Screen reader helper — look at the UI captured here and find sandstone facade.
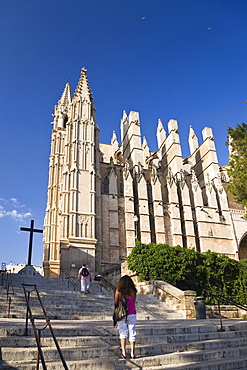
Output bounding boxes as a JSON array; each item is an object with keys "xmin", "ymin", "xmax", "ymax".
[{"xmin": 43, "ymin": 68, "xmax": 247, "ymax": 278}]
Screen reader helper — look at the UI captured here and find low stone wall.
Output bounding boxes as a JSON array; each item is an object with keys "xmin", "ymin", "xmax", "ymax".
[
  {"xmin": 137, "ymin": 280, "xmax": 196, "ymax": 319},
  {"xmin": 206, "ymin": 305, "xmax": 247, "ymax": 319}
]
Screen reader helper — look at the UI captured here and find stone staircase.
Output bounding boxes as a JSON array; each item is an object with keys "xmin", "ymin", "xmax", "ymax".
[
  {"xmin": 1, "ymin": 273, "xmax": 247, "ymax": 369},
  {"xmin": 0, "ymin": 275, "xmax": 184, "ymax": 321}
]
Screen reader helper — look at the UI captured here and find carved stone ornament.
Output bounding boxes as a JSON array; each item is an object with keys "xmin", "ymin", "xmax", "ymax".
[
  {"xmin": 214, "ymin": 173, "xmax": 224, "ymax": 194},
  {"xmin": 191, "ymin": 169, "xmax": 199, "ymax": 191},
  {"xmin": 150, "ymin": 164, "xmax": 158, "ymax": 185},
  {"xmin": 205, "ymin": 173, "xmax": 213, "ymax": 194},
  {"xmin": 167, "ymin": 167, "xmax": 174, "ymax": 186},
  {"xmin": 78, "ymin": 215, "xmax": 86, "ymax": 224},
  {"xmin": 136, "ymin": 162, "xmax": 144, "ymax": 183},
  {"xmin": 176, "ymin": 169, "xmax": 186, "ymax": 189},
  {"xmin": 123, "ymin": 161, "xmax": 130, "ymax": 180}
]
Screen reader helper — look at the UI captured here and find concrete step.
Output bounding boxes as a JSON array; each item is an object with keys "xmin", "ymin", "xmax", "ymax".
[
  {"xmin": 3, "ymin": 355, "xmax": 247, "ymax": 370},
  {"xmin": 2, "ymin": 322, "xmax": 247, "ymax": 366},
  {"xmin": 116, "ymin": 354, "xmax": 247, "ymax": 369},
  {"xmin": 2, "ymin": 320, "xmax": 247, "ymax": 369},
  {"xmin": 2, "ymin": 346, "xmax": 247, "ymax": 369}
]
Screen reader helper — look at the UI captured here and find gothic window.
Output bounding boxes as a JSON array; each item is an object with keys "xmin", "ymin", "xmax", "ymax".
[
  {"xmin": 103, "ymin": 176, "xmax": 109, "ymax": 193},
  {"xmin": 71, "ymin": 192, "xmax": 75, "ymax": 211},
  {"xmin": 63, "ymin": 217, "xmax": 66, "ymax": 238},
  {"xmin": 221, "ymin": 173, "xmax": 227, "ymax": 182},
  {"xmin": 56, "ymin": 133, "xmax": 61, "ymax": 153},
  {"xmin": 91, "ymin": 194, "xmax": 93, "ymax": 213},
  {"xmin": 147, "ymin": 182, "xmax": 153, "ymax": 203},
  {"xmin": 85, "ymin": 145, "xmax": 89, "ymax": 170},
  {"xmin": 84, "ymin": 123, "xmax": 87, "ymax": 141},
  {"xmin": 91, "ymin": 216, "xmax": 93, "ymax": 238},
  {"xmin": 90, "ymin": 172, "xmax": 94, "ymax": 190},
  {"xmin": 85, "ymin": 222, "xmax": 88, "ymax": 238},
  {"xmin": 119, "ymin": 169, "xmax": 124, "ymax": 196},
  {"xmin": 63, "ymin": 194, "xmax": 67, "ymax": 213},
  {"xmin": 72, "ymin": 170, "xmax": 77, "ymax": 189},
  {"xmin": 63, "ymin": 114, "xmax": 68, "ymax": 128},
  {"xmin": 64, "ymin": 172, "xmax": 68, "ymax": 191}
]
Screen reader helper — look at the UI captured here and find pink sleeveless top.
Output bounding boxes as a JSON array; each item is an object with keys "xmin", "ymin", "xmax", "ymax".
[{"xmin": 118, "ymin": 295, "xmax": 136, "ymax": 315}]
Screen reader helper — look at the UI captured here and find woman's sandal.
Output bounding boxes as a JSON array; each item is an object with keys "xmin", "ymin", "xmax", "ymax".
[
  {"xmin": 119, "ymin": 354, "xmax": 126, "ymax": 359},
  {"xmin": 131, "ymin": 355, "xmax": 136, "ymax": 359}
]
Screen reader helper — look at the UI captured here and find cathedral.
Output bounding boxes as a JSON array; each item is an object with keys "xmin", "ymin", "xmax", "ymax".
[{"xmin": 43, "ymin": 68, "xmax": 247, "ymax": 278}]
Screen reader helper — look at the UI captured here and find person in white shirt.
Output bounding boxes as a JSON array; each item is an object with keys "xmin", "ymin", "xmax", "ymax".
[{"xmin": 78, "ymin": 264, "xmax": 91, "ymax": 294}]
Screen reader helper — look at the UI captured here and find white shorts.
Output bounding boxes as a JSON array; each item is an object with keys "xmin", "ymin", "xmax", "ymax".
[
  {"xmin": 117, "ymin": 314, "xmax": 136, "ymax": 342},
  {"xmin": 80, "ymin": 279, "xmax": 90, "ymax": 292}
]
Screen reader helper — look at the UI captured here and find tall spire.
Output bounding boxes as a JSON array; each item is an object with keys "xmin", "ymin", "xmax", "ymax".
[
  {"xmin": 74, "ymin": 67, "xmax": 93, "ymax": 101},
  {"xmin": 58, "ymin": 83, "xmax": 72, "ymax": 107}
]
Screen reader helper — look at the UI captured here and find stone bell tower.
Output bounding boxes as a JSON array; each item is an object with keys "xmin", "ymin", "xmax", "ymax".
[{"xmin": 43, "ymin": 68, "xmax": 101, "ymax": 277}]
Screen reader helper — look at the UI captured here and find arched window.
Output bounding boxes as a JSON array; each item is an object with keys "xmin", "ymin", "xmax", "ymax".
[
  {"xmin": 63, "ymin": 114, "xmax": 68, "ymax": 128},
  {"xmin": 103, "ymin": 176, "xmax": 109, "ymax": 193}
]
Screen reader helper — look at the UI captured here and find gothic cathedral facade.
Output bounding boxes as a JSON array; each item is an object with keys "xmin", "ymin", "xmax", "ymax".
[{"xmin": 43, "ymin": 68, "xmax": 247, "ymax": 278}]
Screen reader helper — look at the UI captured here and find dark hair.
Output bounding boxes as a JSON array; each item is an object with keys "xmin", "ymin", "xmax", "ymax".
[{"xmin": 116, "ymin": 275, "xmax": 137, "ymax": 296}]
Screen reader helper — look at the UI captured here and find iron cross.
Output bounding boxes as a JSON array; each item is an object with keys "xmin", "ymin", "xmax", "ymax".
[{"xmin": 20, "ymin": 220, "xmax": 43, "ymax": 266}]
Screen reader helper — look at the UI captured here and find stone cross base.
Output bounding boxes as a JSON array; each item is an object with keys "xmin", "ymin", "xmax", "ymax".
[{"xmin": 17, "ymin": 265, "xmax": 42, "ymax": 277}]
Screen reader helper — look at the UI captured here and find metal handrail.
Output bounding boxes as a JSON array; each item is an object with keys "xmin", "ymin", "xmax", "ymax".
[
  {"xmin": 207, "ymin": 294, "xmax": 247, "ymax": 332},
  {"xmin": 60, "ymin": 268, "xmax": 77, "ymax": 291},
  {"xmin": 22, "ymin": 284, "xmax": 69, "ymax": 370},
  {"xmin": 6, "ymin": 269, "xmax": 14, "ymax": 299},
  {"xmin": 0, "ymin": 269, "xmax": 14, "ymax": 317},
  {"xmin": 99, "ymin": 276, "xmax": 116, "ymax": 292}
]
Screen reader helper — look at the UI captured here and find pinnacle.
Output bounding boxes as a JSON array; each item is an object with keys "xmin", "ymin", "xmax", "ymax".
[
  {"xmin": 157, "ymin": 118, "xmax": 164, "ymax": 129},
  {"xmin": 58, "ymin": 83, "xmax": 72, "ymax": 106},
  {"xmin": 74, "ymin": 67, "xmax": 93, "ymax": 100},
  {"xmin": 189, "ymin": 125, "xmax": 197, "ymax": 137}
]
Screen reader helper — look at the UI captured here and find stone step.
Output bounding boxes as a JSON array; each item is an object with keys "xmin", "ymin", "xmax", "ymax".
[
  {"xmin": 117, "ymin": 354, "xmax": 247, "ymax": 369},
  {"xmin": 3, "ymin": 355, "xmax": 247, "ymax": 370},
  {"xmin": 3, "ymin": 345, "xmax": 247, "ymax": 369},
  {"xmin": 2, "ymin": 330, "xmax": 247, "ymax": 362},
  {"xmin": 3, "ymin": 331, "xmax": 247, "ymax": 350},
  {"xmin": 3, "ymin": 318, "xmax": 247, "ymax": 369}
]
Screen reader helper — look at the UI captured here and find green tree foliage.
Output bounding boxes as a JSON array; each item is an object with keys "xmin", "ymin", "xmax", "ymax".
[
  {"xmin": 127, "ymin": 242, "xmax": 247, "ymax": 304},
  {"xmin": 227, "ymin": 122, "xmax": 247, "ymax": 217},
  {"xmin": 237, "ymin": 259, "xmax": 247, "ymax": 304},
  {"xmin": 127, "ymin": 242, "xmax": 205, "ymax": 292},
  {"xmin": 202, "ymin": 251, "xmax": 239, "ymax": 303}
]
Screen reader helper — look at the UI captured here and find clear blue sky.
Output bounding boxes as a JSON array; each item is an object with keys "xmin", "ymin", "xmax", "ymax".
[{"xmin": 0, "ymin": 0, "xmax": 246, "ymax": 267}]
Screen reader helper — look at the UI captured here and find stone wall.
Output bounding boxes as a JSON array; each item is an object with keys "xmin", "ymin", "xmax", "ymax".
[{"xmin": 206, "ymin": 305, "xmax": 247, "ymax": 319}]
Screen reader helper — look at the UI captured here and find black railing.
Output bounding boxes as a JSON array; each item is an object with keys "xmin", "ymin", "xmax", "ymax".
[
  {"xmin": 0, "ymin": 269, "xmax": 14, "ymax": 317},
  {"xmin": 61, "ymin": 268, "xmax": 77, "ymax": 291},
  {"xmin": 99, "ymin": 275, "xmax": 116, "ymax": 293},
  {"xmin": 22, "ymin": 284, "xmax": 69, "ymax": 370},
  {"xmin": 207, "ymin": 294, "xmax": 247, "ymax": 332}
]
